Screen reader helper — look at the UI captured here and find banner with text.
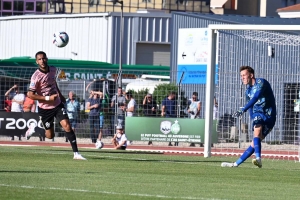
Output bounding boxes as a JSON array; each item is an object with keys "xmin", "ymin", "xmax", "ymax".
[
  {"xmin": 125, "ymin": 117, "xmax": 218, "ymax": 143},
  {"xmin": 0, "ymin": 112, "xmax": 44, "ymax": 137}
]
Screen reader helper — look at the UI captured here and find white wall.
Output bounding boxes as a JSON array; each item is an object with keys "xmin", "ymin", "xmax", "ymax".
[{"xmin": 0, "ymin": 14, "xmax": 112, "ymax": 61}]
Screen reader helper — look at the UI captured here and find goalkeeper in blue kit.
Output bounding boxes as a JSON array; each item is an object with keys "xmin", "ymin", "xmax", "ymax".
[{"xmin": 222, "ymin": 66, "xmax": 276, "ymax": 168}]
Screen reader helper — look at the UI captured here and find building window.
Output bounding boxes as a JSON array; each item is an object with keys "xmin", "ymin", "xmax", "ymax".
[
  {"xmin": 142, "ymin": 0, "xmax": 151, "ymax": 3},
  {"xmin": 25, "ymin": 1, "xmax": 34, "ymax": 11},
  {"xmin": 3, "ymin": 1, "xmax": 13, "ymax": 11},
  {"xmin": 14, "ymin": 1, "xmax": 24, "ymax": 11},
  {"xmin": 176, "ymin": 0, "xmax": 187, "ymax": 5},
  {"xmin": 281, "ymin": 0, "xmax": 288, "ymax": 7},
  {"xmin": 36, "ymin": 1, "xmax": 45, "ymax": 12},
  {"xmin": 291, "ymin": 0, "xmax": 297, "ymax": 5}
]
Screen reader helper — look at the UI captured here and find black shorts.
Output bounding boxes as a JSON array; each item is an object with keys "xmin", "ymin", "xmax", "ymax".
[
  {"xmin": 38, "ymin": 103, "xmax": 69, "ymax": 130},
  {"xmin": 119, "ymin": 146, "xmax": 126, "ymax": 150}
]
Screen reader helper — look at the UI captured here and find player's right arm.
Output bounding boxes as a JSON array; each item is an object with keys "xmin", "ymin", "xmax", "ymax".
[
  {"xmin": 27, "ymin": 91, "xmax": 58, "ymax": 102},
  {"xmin": 242, "ymin": 79, "xmax": 266, "ymax": 112}
]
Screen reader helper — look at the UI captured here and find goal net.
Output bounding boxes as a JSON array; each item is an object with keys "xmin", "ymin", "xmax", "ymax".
[{"xmin": 205, "ymin": 25, "xmax": 300, "ymax": 162}]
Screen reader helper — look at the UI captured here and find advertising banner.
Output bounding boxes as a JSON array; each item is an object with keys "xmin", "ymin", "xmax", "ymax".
[
  {"xmin": 125, "ymin": 117, "xmax": 218, "ymax": 143},
  {"xmin": 0, "ymin": 112, "xmax": 44, "ymax": 137}
]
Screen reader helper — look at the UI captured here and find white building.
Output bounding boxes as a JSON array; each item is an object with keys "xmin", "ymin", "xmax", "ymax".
[{"xmin": 0, "ymin": 12, "xmax": 171, "ymax": 66}]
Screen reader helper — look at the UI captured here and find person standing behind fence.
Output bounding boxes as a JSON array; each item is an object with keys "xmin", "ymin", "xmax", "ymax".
[
  {"xmin": 161, "ymin": 91, "xmax": 178, "ymax": 146},
  {"xmin": 124, "ymin": 91, "xmax": 137, "ymax": 117},
  {"xmin": 4, "ymin": 96, "xmax": 12, "ymax": 112},
  {"xmin": 23, "ymin": 94, "xmax": 36, "ymax": 112},
  {"xmin": 5, "ymin": 84, "xmax": 25, "ymax": 141},
  {"xmin": 91, "ymin": 90, "xmax": 107, "ymax": 144},
  {"xmin": 213, "ymin": 96, "xmax": 218, "ymax": 120},
  {"xmin": 65, "ymin": 91, "xmax": 80, "ymax": 142},
  {"xmin": 143, "ymin": 93, "xmax": 157, "ymax": 145},
  {"xmin": 187, "ymin": 92, "xmax": 202, "ymax": 147},
  {"xmin": 111, "ymin": 87, "xmax": 126, "ymax": 128},
  {"xmin": 87, "ymin": 92, "xmax": 100, "ymax": 143}
]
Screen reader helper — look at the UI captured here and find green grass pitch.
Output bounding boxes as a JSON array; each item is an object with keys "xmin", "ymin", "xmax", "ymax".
[{"xmin": 0, "ymin": 146, "xmax": 299, "ymax": 200}]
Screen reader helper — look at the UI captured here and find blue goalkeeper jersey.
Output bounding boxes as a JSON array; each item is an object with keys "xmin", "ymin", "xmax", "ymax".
[{"xmin": 242, "ymin": 78, "xmax": 276, "ymax": 121}]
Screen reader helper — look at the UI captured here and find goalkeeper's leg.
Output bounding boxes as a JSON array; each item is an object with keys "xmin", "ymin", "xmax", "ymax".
[{"xmin": 221, "ymin": 145, "xmax": 254, "ymax": 167}]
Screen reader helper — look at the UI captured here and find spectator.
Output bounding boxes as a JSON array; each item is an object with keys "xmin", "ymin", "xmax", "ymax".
[
  {"xmin": 5, "ymin": 84, "xmax": 25, "ymax": 141},
  {"xmin": 125, "ymin": 91, "xmax": 137, "ymax": 117},
  {"xmin": 143, "ymin": 93, "xmax": 157, "ymax": 116},
  {"xmin": 143, "ymin": 93, "xmax": 157, "ymax": 145},
  {"xmin": 86, "ymin": 92, "xmax": 100, "ymax": 143},
  {"xmin": 65, "ymin": 91, "xmax": 80, "ymax": 142},
  {"xmin": 213, "ymin": 96, "xmax": 218, "ymax": 120},
  {"xmin": 111, "ymin": 125, "xmax": 127, "ymax": 150},
  {"xmin": 161, "ymin": 91, "xmax": 178, "ymax": 146},
  {"xmin": 91, "ymin": 90, "xmax": 108, "ymax": 145},
  {"xmin": 111, "ymin": 87, "xmax": 126, "ymax": 130},
  {"xmin": 187, "ymin": 92, "xmax": 202, "ymax": 147},
  {"xmin": 125, "ymin": 91, "xmax": 136, "ymax": 145},
  {"xmin": 4, "ymin": 96, "xmax": 12, "ymax": 112},
  {"xmin": 23, "ymin": 94, "xmax": 36, "ymax": 112}
]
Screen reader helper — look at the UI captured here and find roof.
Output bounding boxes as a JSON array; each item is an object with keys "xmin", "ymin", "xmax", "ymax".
[
  {"xmin": 172, "ymin": 12, "xmax": 300, "ymax": 25},
  {"xmin": 0, "ymin": 57, "xmax": 170, "ymax": 80},
  {"xmin": 277, "ymin": 4, "xmax": 300, "ymax": 12},
  {"xmin": 0, "ymin": 57, "xmax": 169, "ymax": 71}
]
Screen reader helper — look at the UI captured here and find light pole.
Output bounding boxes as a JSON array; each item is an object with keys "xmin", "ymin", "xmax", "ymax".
[
  {"xmin": 106, "ymin": 0, "xmax": 124, "ymax": 134},
  {"xmin": 106, "ymin": 0, "xmax": 123, "ymax": 88}
]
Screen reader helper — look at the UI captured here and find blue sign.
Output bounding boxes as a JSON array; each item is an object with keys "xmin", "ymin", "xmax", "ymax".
[{"xmin": 177, "ymin": 64, "xmax": 218, "ymax": 84}]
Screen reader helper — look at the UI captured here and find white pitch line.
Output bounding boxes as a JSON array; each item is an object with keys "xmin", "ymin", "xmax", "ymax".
[
  {"xmin": 0, "ymin": 184, "xmax": 225, "ymax": 200},
  {"xmin": 1, "ymin": 143, "xmax": 298, "ymax": 158},
  {"xmin": 0, "ymin": 144, "xmax": 37, "ymax": 147}
]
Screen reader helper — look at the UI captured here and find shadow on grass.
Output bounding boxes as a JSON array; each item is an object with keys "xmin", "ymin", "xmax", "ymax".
[
  {"xmin": 49, "ymin": 148, "xmax": 164, "ymax": 155},
  {"xmin": 91, "ymin": 156, "xmax": 224, "ymax": 163}
]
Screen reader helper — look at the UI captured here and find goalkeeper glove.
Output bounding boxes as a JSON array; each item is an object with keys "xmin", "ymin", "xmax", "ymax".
[{"xmin": 232, "ymin": 109, "xmax": 244, "ymax": 118}]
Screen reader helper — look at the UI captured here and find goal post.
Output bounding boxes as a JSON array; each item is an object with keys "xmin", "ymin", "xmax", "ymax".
[{"xmin": 205, "ymin": 25, "xmax": 300, "ymax": 161}]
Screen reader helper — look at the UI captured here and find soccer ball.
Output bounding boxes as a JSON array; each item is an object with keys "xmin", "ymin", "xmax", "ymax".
[
  {"xmin": 53, "ymin": 31, "xmax": 69, "ymax": 48},
  {"xmin": 95, "ymin": 141, "xmax": 104, "ymax": 149}
]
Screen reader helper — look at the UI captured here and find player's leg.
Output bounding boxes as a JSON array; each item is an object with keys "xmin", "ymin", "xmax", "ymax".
[
  {"xmin": 25, "ymin": 121, "xmax": 37, "ymax": 140},
  {"xmin": 251, "ymin": 124, "xmax": 264, "ymax": 167},
  {"xmin": 250, "ymin": 115, "xmax": 267, "ymax": 168},
  {"xmin": 252, "ymin": 118, "xmax": 275, "ymax": 168},
  {"xmin": 56, "ymin": 104, "xmax": 86, "ymax": 160},
  {"xmin": 26, "ymin": 108, "xmax": 54, "ymax": 140},
  {"xmin": 222, "ymin": 121, "xmax": 257, "ymax": 167},
  {"xmin": 221, "ymin": 145, "xmax": 255, "ymax": 167}
]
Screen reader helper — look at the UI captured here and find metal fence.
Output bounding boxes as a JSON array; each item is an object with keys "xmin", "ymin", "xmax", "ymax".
[{"xmin": 1, "ymin": 66, "xmax": 203, "ymax": 143}]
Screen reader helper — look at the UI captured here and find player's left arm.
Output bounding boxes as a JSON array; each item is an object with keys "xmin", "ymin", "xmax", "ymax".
[
  {"xmin": 242, "ymin": 80, "xmax": 266, "ymax": 112},
  {"xmin": 55, "ymin": 82, "xmax": 66, "ymax": 103}
]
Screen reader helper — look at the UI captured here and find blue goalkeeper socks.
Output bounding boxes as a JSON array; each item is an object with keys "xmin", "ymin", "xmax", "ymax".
[
  {"xmin": 253, "ymin": 137, "xmax": 261, "ymax": 158},
  {"xmin": 235, "ymin": 145, "xmax": 255, "ymax": 165}
]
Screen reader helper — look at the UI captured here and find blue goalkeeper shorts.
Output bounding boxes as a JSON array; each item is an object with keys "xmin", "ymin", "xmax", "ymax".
[{"xmin": 252, "ymin": 113, "xmax": 276, "ymax": 137}]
